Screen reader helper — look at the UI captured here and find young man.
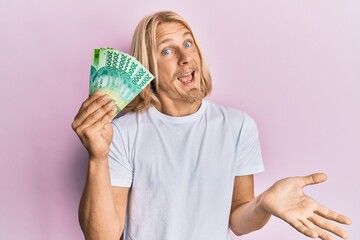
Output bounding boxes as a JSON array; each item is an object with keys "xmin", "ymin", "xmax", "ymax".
[{"xmin": 72, "ymin": 11, "xmax": 351, "ymax": 240}]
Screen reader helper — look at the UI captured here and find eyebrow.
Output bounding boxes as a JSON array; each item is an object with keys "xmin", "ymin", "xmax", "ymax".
[{"xmin": 157, "ymin": 31, "xmax": 193, "ymax": 47}]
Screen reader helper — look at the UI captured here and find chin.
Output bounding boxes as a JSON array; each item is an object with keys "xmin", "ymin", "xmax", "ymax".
[{"xmin": 179, "ymin": 88, "xmax": 204, "ymax": 103}]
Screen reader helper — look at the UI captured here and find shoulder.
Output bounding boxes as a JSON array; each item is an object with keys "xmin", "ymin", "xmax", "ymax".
[
  {"xmin": 205, "ymin": 100, "xmax": 259, "ymax": 132},
  {"xmin": 112, "ymin": 111, "xmax": 138, "ymax": 124},
  {"xmin": 111, "ymin": 109, "xmax": 150, "ymax": 133},
  {"xmin": 205, "ymin": 100, "xmax": 251, "ymax": 123}
]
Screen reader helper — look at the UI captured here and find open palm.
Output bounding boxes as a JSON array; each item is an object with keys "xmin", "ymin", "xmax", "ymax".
[{"xmin": 260, "ymin": 173, "xmax": 351, "ymax": 240}]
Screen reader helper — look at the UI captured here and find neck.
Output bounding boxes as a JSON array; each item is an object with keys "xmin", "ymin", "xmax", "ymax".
[{"xmin": 154, "ymin": 97, "xmax": 202, "ymax": 117}]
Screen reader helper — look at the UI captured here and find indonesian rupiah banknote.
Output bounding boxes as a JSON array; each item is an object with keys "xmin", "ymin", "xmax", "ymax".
[{"xmin": 89, "ymin": 48, "xmax": 154, "ymax": 114}]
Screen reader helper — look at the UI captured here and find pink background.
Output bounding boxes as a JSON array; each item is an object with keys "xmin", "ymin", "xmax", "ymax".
[{"xmin": 1, "ymin": 0, "xmax": 359, "ymax": 239}]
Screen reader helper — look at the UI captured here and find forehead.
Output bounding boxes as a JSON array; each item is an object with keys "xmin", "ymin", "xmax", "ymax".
[{"xmin": 156, "ymin": 21, "xmax": 192, "ymax": 43}]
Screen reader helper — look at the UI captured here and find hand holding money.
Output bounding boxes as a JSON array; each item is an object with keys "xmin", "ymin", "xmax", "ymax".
[
  {"xmin": 72, "ymin": 47, "xmax": 154, "ymax": 160},
  {"xmin": 71, "ymin": 92, "xmax": 117, "ymax": 161}
]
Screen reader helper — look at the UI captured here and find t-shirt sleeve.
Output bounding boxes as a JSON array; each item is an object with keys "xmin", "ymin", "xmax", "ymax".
[
  {"xmin": 235, "ymin": 113, "xmax": 265, "ymax": 176},
  {"xmin": 108, "ymin": 122, "xmax": 133, "ymax": 187}
]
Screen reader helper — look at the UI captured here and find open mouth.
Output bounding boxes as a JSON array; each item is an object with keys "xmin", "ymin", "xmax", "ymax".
[{"xmin": 177, "ymin": 71, "xmax": 195, "ymax": 85}]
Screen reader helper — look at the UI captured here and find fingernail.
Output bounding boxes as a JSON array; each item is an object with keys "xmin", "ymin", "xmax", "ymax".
[
  {"xmin": 107, "ymin": 101, "xmax": 115, "ymax": 107},
  {"xmin": 93, "ymin": 91, "xmax": 101, "ymax": 97},
  {"xmin": 102, "ymin": 95, "xmax": 110, "ymax": 101}
]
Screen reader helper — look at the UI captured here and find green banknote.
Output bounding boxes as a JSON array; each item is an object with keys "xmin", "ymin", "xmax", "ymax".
[{"xmin": 89, "ymin": 48, "xmax": 154, "ymax": 114}]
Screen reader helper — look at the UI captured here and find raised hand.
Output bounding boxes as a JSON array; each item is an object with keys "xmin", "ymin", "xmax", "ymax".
[
  {"xmin": 260, "ymin": 173, "xmax": 352, "ymax": 240},
  {"xmin": 71, "ymin": 92, "xmax": 118, "ymax": 160}
]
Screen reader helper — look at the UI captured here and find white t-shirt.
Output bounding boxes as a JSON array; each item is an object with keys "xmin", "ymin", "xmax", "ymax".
[{"xmin": 109, "ymin": 100, "xmax": 264, "ymax": 240}]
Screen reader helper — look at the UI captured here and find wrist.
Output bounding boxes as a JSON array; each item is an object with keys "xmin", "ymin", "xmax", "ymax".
[
  {"xmin": 256, "ymin": 193, "xmax": 271, "ymax": 216},
  {"xmin": 88, "ymin": 154, "xmax": 109, "ymax": 163},
  {"xmin": 88, "ymin": 157, "xmax": 110, "ymax": 174},
  {"xmin": 88, "ymin": 156, "xmax": 109, "ymax": 167}
]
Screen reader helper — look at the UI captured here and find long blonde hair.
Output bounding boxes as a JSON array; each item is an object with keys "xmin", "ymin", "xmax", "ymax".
[{"xmin": 125, "ymin": 11, "xmax": 212, "ymax": 112}]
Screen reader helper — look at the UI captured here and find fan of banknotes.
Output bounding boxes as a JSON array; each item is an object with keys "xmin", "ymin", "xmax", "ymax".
[{"xmin": 89, "ymin": 48, "xmax": 155, "ymax": 114}]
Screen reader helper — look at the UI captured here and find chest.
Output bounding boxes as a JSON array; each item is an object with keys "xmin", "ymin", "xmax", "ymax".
[{"xmin": 130, "ymin": 121, "xmax": 238, "ymax": 190}]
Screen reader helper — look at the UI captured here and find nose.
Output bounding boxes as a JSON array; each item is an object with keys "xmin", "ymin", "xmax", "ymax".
[{"xmin": 178, "ymin": 49, "xmax": 192, "ymax": 66}]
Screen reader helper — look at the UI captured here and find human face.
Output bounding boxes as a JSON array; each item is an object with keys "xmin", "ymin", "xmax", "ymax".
[{"xmin": 155, "ymin": 21, "xmax": 203, "ymax": 104}]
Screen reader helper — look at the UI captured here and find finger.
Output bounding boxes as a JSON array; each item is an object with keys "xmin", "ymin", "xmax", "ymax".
[
  {"xmin": 315, "ymin": 204, "xmax": 352, "ymax": 225},
  {"xmin": 301, "ymin": 173, "xmax": 327, "ymax": 187},
  {"xmin": 79, "ymin": 91, "xmax": 102, "ymax": 113},
  {"xmin": 308, "ymin": 214, "xmax": 349, "ymax": 239},
  {"xmin": 85, "ymin": 106, "xmax": 117, "ymax": 133},
  {"xmin": 318, "ymin": 231, "xmax": 336, "ymax": 240},
  {"xmin": 287, "ymin": 218, "xmax": 319, "ymax": 238},
  {"xmin": 79, "ymin": 101, "xmax": 117, "ymax": 130},
  {"xmin": 73, "ymin": 94, "xmax": 112, "ymax": 130},
  {"xmin": 301, "ymin": 219, "xmax": 336, "ymax": 240}
]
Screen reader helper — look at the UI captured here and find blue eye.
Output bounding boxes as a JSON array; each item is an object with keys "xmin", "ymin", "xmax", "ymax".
[
  {"xmin": 184, "ymin": 42, "xmax": 192, "ymax": 48},
  {"xmin": 162, "ymin": 49, "xmax": 171, "ymax": 55}
]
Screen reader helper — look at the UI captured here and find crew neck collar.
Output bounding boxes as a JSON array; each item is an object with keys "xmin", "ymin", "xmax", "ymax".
[{"xmin": 149, "ymin": 100, "xmax": 207, "ymax": 124}]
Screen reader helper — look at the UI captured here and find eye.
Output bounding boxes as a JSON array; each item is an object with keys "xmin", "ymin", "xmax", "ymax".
[
  {"xmin": 184, "ymin": 41, "xmax": 192, "ymax": 48},
  {"xmin": 162, "ymin": 49, "xmax": 172, "ymax": 55}
]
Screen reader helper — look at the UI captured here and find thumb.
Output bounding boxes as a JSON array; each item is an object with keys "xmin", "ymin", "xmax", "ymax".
[{"xmin": 301, "ymin": 172, "xmax": 327, "ymax": 187}]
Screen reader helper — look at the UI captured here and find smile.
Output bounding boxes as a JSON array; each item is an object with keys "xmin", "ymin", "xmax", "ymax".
[{"xmin": 177, "ymin": 71, "xmax": 195, "ymax": 85}]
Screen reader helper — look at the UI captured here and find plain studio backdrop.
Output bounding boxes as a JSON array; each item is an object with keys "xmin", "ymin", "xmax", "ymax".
[{"xmin": 0, "ymin": 0, "xmax": 359, "ymax": 239}]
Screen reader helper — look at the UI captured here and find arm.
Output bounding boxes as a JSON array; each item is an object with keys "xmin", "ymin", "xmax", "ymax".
[
  {"xmin": 72, "ymin": 92, "xmax": 128, "ymax": 239},
  {"xmin": 78, "ymin": 160, "xmax": 129, "ymax": 240},
  {"xmin": 229, "ymin": 175, "xmax": 271, "ymax": 236}
]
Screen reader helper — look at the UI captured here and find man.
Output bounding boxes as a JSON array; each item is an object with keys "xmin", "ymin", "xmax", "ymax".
[{"xmin": 72, "ymin": 11, "xmax": 351, "ymax": 240}]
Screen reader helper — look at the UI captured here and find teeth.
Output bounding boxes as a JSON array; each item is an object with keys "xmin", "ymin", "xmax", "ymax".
[{"xmin": 182, "ymin": 72, "xmax": 192, "ymax": 77}]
